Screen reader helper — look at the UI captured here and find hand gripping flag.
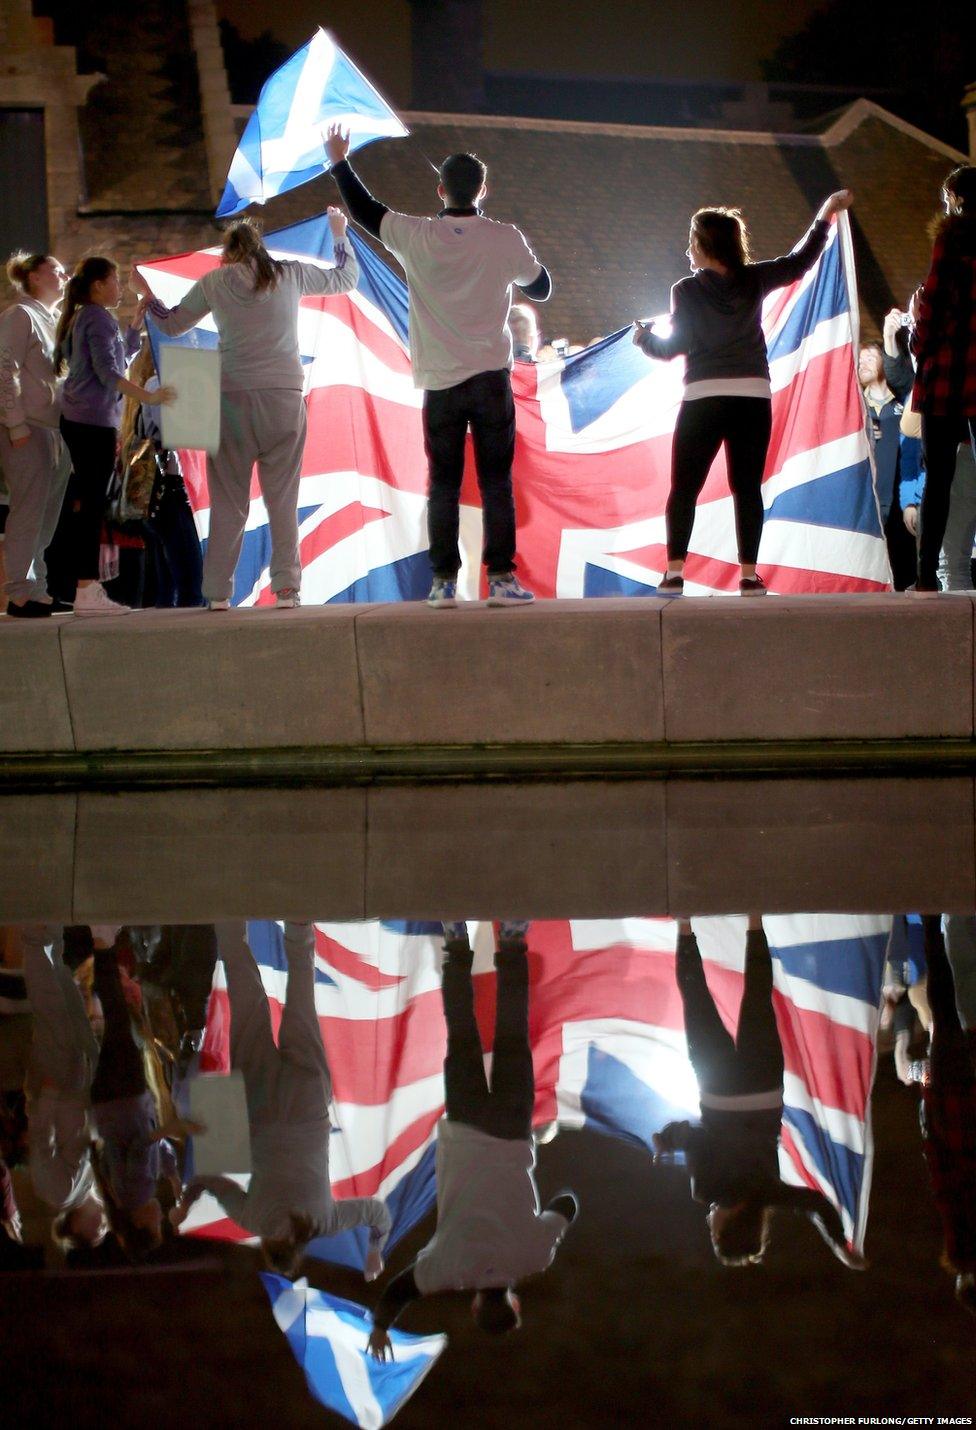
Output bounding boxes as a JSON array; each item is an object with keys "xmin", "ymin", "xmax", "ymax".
[
  {"xmin": 142, "ymin": 209, "xmax": 888, "ymax": 601},
  {"xmin": 262, "ymin": 1274, "xmax": 446, "ymax": 1430},
  {"xmin": 217, "ymin": 29, "xmax": 408, "ymax": 218}
]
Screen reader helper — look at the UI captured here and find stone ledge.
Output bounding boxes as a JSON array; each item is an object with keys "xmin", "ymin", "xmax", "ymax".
[{"xmin": 2, "ymin": 596, "xmax": 976, "ymax": 765}]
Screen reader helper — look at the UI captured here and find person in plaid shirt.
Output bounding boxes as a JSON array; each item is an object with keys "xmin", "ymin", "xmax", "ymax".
[
  {"xmin": 906, "ymin": 915, "xmax": 976, "ymax": 1314},
  {"xmin": 910, "ymin": 165, "xmax": 976, "ymax": 592}
]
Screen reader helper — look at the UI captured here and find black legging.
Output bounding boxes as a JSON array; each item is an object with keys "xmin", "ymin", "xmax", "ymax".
[
  {"xmin": 60, "ymin": 416, "xmax": 117, "ymax": 583},
  {"xmin": 918, "ymin": 415, "xmax": 976, "ymax": 589},
  {"xmin": 676, "ymin": 929, "xmax": 783, "ymax": 1097},
  {"xmin": 667, "ymin": 396, "xmax": 773, "ymax": 565},
  {"xmin": 90, "ymin": 946, "xmax": 146, "ymax": 1106}
]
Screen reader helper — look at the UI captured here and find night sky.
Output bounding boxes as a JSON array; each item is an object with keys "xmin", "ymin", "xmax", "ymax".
[{"xmin": 217, "ymin": 0, "xmax": 831, "ymax": 106}]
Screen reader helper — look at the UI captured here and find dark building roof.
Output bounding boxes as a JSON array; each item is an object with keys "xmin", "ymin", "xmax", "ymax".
[{"xmin": 245, "ymin": 100, "xmax": 967, "ymax": 345}]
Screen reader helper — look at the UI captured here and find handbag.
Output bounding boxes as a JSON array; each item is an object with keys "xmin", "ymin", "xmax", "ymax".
[{"xmin": 107, "ymin": 408, "xmax": 164, "ymax": 528}]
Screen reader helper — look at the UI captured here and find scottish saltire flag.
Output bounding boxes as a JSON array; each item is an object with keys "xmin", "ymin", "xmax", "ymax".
[
  {"xmin": 523, "ymin": 915, "xmax": 888, "ymax": 1251},
  {"xmin": 182, "ymin": 921, "xmax": 448, "ymax": 1268},
  {"xmin": 141, "ymin": 209, "xmax": 885, "ymax": 603},
  {"xmin": 217, "ymin": 30, "xmax": 408, "ymax": 218},
  {"xmin": 262, "ymin": 1274, "xmax": 445, "ymax": 1429}
]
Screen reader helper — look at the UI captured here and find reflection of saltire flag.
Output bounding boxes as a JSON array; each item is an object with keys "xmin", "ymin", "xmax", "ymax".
[
  {"xmin": 217, "ymin": 30, "xmax": 408, "ymax": 218},
  {"xmin": 521, "ymin": 915, "xmax": 888, "ymax": 1251},
  {"xmin": 141, "ymin": 209, "xmax": 885, "ymax": 605},
  {"xmin": 262, "ymin": 1274, "xmax": 445, "ymax": 1429},
  {"xmin": 185, "ymin": 920, "xmax": 448, "ymax": 1268},
  {"xmin": 140, "ymin": 221, "xmax": 431, "ymax": 607}
]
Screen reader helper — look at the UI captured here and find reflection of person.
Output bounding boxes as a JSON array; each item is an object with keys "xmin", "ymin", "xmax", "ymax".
[
  {"xmin": 633, "ymin": 191, "xmax": 853, "ymax": 598},
  {"xmin": 173, "ymin": 921, "xmax": 390, "ymax": 1279},
  {"xmin": 89, "ymin": 936, "xmax": 186, "ymax": 1259},
  {"xmin": 138, "ymin": 210, "xmax": 357, "ymax": 609},
  {"xmin": 326, "ymin": 124, "xmax": 550, "ymax": 609},
  {"xmin": 654, "ymin": 920, "xmax": 865, "ymax": 1269},
  {"xmin": 368, "ymin": 921, "xmax": 577, "ymax": 1360},
  {"xmin": 22, "ymin": 927, "xmax": 106, "ymax": 1252},
  {"xmin": 905, "ymin": 917, "xmax": 976, "ymax": 1314}
]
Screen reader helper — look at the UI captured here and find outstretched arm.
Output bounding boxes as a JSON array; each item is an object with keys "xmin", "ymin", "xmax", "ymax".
[
  {"xmin": 325, "ymin": 125, "xmax": 388, "ymax": 240},
  {"xmin": 753, "ymin": 190, "xmax": 853, "ymax": 295},
  {"xmin": 767, "ymin": 1183, "xmax": 867, "ymax": 1269},
  {"xmin": 634, "ymin": 285, "xmax": 689, "ymax": 361},
  {"xmin": 294, "ymin": 207, "xmax": 360, "ymax": 297},
  {"xmin": 372, "ymin": 1264, "xmax": 421, "ymax": 1333}
]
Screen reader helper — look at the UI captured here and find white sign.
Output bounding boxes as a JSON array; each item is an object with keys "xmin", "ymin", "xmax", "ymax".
[
  {"xmin": 160, "ymin": 345, "xmax": 221, "ymax": 453},
  {"xmin": 189, "ymin": 1070, "xmax": 251, "ymax": 1175}
]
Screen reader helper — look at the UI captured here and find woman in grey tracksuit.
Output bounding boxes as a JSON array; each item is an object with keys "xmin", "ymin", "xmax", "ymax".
[
  {"xmin": 0, "ymin": 252, "xmax": 70, "ymax": 617},
  {"xmin": 137, "ymin": 208, "xmax": 358, "ymax": 608}
]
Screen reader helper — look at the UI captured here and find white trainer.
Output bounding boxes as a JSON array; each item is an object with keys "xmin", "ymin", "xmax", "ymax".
[{"xmin": 73, "ymin": 583, "xmax": 130, "ymax": 616}]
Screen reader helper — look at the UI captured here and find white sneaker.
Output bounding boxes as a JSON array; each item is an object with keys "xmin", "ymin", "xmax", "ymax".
[
  {"xmin": 74, "ymin": 583, "xmax": 130, "ymax": 616},
  {"xmin": 275, "ymin": 588, "xmax": 300, "ymax": 608},
  {"xmin": 209, "ymin": 599, "xmax": 230, "ymax": 611}
]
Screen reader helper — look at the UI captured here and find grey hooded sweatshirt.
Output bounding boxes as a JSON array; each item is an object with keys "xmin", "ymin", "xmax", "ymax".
[
  {"xmin": 147, "ymin": 241, "xmax": 358, "ymax": 392},
  {"xmin": 638, "ymin": 219, "xmax": 829, "ymax": 387}
]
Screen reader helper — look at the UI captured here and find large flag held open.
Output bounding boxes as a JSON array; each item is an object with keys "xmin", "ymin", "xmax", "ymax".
[
  {"xmin": 141, "ymin": 209, "xmax": 889, "ymax": 602},
  {"xmin": 183, "ymin": 915, "xmax": 883, "ymax": 1261},
  {"xmin": 217, "ymin": 29, "xmax": 409, "ymax": 218}
]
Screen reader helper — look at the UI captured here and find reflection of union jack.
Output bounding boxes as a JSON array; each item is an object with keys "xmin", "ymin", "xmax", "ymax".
[
  {"xmin": 140, "ymin": 211, "xmax": 887, "ymax": 605},
  {"xmin": 524, "ymin": 915, "xmax": 886, "ymax": 1251},
  {"xmin": 186, "ymin": 913, "xmax": 884, "ymax": 1262}
]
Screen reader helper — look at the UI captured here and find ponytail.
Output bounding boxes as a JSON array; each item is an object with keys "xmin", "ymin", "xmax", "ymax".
[
  {"xmin": 5, "ymin": 250, "xmax": 53, "ymax": 295},
  {"xmin": 53, "ymin": 256, "xmax": 118, "ymax": 376},
  {"xmin": 220, "ymin": 218, "xmax": 283, "ymax": 293}
]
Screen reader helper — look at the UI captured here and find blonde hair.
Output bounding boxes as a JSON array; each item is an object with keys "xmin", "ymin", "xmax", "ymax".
[
  {"xmin": 221, "ymin": 218, "xmax": 282, "ymax": 293},
  {"xmin": 118, "ymin": 341, "xmax": 158, "ymax": 453},
  {"xmin": 6, "ymin": 251, "xmax": 53, "ymax": 294}
]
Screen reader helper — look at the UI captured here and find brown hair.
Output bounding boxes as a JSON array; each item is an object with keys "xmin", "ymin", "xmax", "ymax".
[
  {"xmin": 6, "ymin": 251, "xmax": 54, "ymax": 294},
  {"xmin": 439, "ymin": 152, "xmax": 487, "ymax": 208},
  {"xmin": 713, "ymin": 1202, "xmax": 771, "ymax": 1266},
  {"xmin": 691, "ymin": 207, "xmax": 752, "ymax": 270},
  {"xmin": 221, "ymin": 218, "xmax": 283, "ymax": 293},
  {"xmin": 53, "ymin": 256, "xmax": 118, "ymax": 376}
]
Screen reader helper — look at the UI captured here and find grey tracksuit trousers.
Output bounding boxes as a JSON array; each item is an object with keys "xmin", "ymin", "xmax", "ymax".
[
  {"xmin": 204, "ymin": 389, "xmax": 306, "ymax": 603},
  {"xmin": 0, "ymin": 424, "xmax": 70, "ymax": 604}
]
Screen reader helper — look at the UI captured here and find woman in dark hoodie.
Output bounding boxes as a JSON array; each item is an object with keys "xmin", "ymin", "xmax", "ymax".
[
  {"xmin": 909, "ymin": 165, "xmax": 976, "ymax": 595},
  {"xmin": 634, "ymin": 190, "xmax": 853, "ymax": 597}
]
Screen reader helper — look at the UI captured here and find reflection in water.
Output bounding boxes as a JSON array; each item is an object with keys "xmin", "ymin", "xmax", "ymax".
[
  {"xmin": 3, "ymin": 905, "xmax": 975, "ymax": 1420},
  {"xmin": 656, "ymin": 920, "xmax": 865, "ymax": 1269},
  {"xmin": 905, "ymin": 917, "xmax": 976, "ymax": 1314}
]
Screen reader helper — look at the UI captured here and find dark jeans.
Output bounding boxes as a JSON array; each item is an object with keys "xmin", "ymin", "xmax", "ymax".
[
  {"xmin": 60, "ymin": 417, "xmax": 117, "ymax": 583},
  {"xmin": 677, "ymin": 930, "xmax": 783, "ymax": 1097},
  {"xmin": 424, "ymin": 369, "xmax": 517, "ymax": 579},
  {"xmin": 91, "ymin": 947, "xmax": 146, "ymax": 1106},
  {"xmin": 668, "ymin": 396, "xmax": 772, "ymax": 564},
  {"xmin": 442, "ymin": 945, "xmax": 533, "ymax": 1140},
  {"xmin": 918, "ymin": 415, "xmax": 976, "ymax": 588},
  {"xmin": 147, "ymin": 478, "xmax": 205, "ymax": 607}
]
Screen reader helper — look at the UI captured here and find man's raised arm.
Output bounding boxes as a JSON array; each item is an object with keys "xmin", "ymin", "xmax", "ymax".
[{"xmin": 325, "ymin": 124, "xmax": 388, "ymax": 240}]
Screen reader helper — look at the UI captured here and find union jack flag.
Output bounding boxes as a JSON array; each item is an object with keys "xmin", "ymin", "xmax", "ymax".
[
  {"xmin": 138, "ymin": 210, "xmax": 888, "ymax": 603},
  {"xmin": 183, "ymin": 914, "xmax": 885, "ymax": 1261}
]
